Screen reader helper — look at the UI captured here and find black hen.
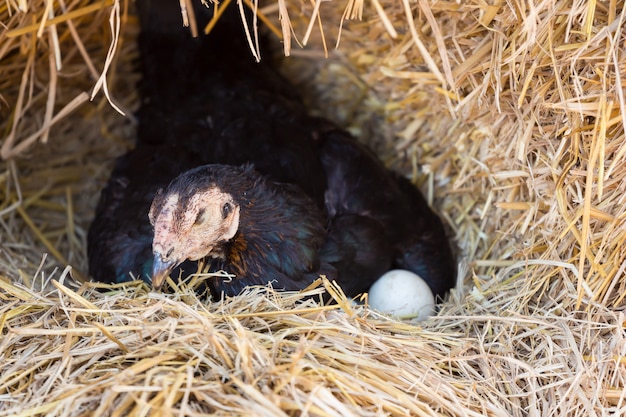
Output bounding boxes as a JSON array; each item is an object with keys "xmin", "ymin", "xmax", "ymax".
[{"xmin": 88, "ymin": 0, "xmax": 456, "ymax": 300}]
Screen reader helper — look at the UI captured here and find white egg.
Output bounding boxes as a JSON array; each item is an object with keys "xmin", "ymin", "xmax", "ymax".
[{"xmin": 368, "ymin": 269, "xmax": 435, "ymax": 320}]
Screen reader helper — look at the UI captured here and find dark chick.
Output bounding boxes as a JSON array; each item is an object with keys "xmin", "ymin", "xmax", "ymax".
[{"xmin": 88, "ymin": 0, "xmax": 456, "ymax": 300}]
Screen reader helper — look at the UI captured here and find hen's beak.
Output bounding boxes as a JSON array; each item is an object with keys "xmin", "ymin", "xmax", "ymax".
[{"xmin": 151, "ymin": 252, "xmax": 176, "ymax": 291}]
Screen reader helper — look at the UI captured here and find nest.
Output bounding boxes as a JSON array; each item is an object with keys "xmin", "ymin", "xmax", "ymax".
[{"xmin": 2, "ymin": 0, "xmax": 626, "ymax": 415}]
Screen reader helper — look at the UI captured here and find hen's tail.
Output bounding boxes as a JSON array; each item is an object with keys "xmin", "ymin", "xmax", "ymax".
[
  {"xmin": 136, "ymin": 0, "xmax": 269, "ymax": 90},
  {"xmin": 136, "ymin": 0, "xmax": 265, "ymax": 66},
  {"xmin": 135, "ymin": 0, "xmax": 285, "ymax": 146}
]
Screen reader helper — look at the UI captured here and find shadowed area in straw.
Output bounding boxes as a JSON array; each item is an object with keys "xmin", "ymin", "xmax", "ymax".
[{"xmin": 2, "ymin": 0, "xmax": 626, "ymax": 415}]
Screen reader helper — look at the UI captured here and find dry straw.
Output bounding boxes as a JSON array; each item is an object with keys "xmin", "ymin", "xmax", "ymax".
[{"xmin": 2, "ymin": 0, "xmax": 626, "ymax": 415}]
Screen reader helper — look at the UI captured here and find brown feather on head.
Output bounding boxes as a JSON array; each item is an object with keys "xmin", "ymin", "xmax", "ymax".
[{"xmin": 149, "ymin": 185, "xmax": 240, "ymax": 290}]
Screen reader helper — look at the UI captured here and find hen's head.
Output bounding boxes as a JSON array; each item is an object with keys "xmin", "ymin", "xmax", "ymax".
[{"xmin": 148, "ymin": 166, "xmax": 243, "ymax": 290}]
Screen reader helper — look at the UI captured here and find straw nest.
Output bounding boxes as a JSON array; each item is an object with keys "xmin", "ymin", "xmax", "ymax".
[{"xmin": 2, "ymin": 0, "xmax": 626, "ymax": 415}]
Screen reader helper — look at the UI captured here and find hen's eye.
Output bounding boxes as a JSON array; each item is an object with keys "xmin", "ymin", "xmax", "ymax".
[
  {"xmin": 222, "ymin": 202, "xmax": 232, "ymax": 219},
  {"xmin": 194, "ymin": 208, "xmax": 207, "ymax": 225}
]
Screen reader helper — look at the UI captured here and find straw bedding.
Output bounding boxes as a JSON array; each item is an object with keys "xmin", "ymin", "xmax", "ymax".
[{"xmin": 2, "ymin": 0, "xmax": 626, "ymax": 415}]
